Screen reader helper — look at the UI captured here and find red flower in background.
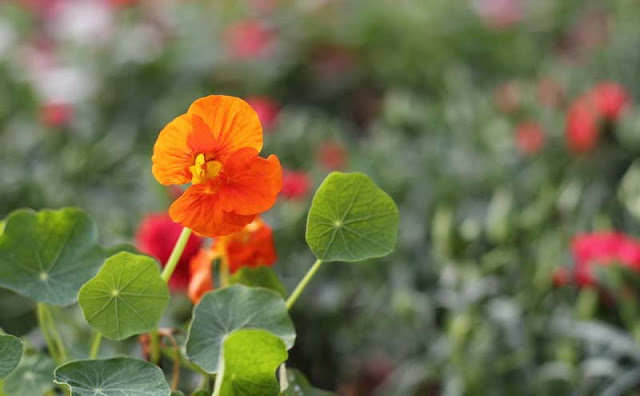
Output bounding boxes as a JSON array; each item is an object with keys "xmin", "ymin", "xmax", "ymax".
[
  {"xmin": 591, "ymin": 81, "xmax": 630, "ymax": 121},
  {"xmin": 225, "ymin": 20, "xmax": 275, "ymax": 59},
  {"xmin": 281, "ymin": 170, "xmax": 312, "ymax": 200},
  {"xmin": 571, "ymin": 232, "xmax": 640, "ymax": 287},
  {"xmin": 566, "ymin": 96, "xmax": 599, "ymax": 153},
  {"xmin": 41, "ymin": 102, "xmax": 73, "ymax": 128},
  {"xmin": 135, "ymin": 213, "xmax": 203, "ymax": 291},
  {"xmin": 515, "ymin": 122, "xmax": 545, "ymax": 155},
  {"xmin": 317, "ymin": 140, "xmax": 348, "ymax": 170},
  {"xmin": 246, "ymin": 96, "xmax": 280, "ymax": 130},
  {"xmin": 472, "ymin": 0, "xmax": 525, "ymax": 30}
]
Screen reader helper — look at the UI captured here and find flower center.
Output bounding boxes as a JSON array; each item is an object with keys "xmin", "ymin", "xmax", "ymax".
[{"xmin": 190, "ymin": 153, "xmax": 222, "ymax": 184}]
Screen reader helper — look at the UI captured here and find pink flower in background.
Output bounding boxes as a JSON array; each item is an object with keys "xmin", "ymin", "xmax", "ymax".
[
  {"xmin": 565, "ymin": 96, "xmax": 599, "ymax": 153},
  {"xmin": 472, "ymin": 0, "xmax": 525, "ymax": 30},
  {"xmin": 572, "ymin": 232, "xmax": 640, "ymax": 287},
  {"xmin": 590, "ymin": 81, "xmax": 630, "ymax": 121},
  {"xmin": 41, "ymin": 102, "xmax": 73, "ymax": 128},
  {"xmin": 135, "ymin": 213, "xmax": 203, "ymax": 291},
  {"xmin": 317, "ymin": 140, "xmax": 348, "ymax": 170},
  {"xmin": 280, "ymin": 170, "xmax": 312, "ymax": 201},
  {"xmin": 494, "ymin": 81, "xmax": 522, "ymax": 114},
  {"xmin": 515, "ymin": 122, "xmax": 545, "ymax": 155},
  {"xmin": 246, "ymin": 96, "xmax": 280, "ymax": 130},
  {"xmin": 225, "ymin": 20, "xmax": 275, "ymax": 59}
]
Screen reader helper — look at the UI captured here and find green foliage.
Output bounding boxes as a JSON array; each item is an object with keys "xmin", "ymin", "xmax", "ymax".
[
  {"xmin": 78, "ymin": 252, "xmax": 169, "ymax": 340},
  {"xmin": 282, "ymin": 369, "xmax": 335, "ymax": 396},
  {"xmin": 3, "ymin": 355, "xmax": 55, "ymax": 395},
  {"xmin": 0, "ymin": 335, "xmax": 22, "ymax": 379},
  {"xmin": 216, "ymin": 329, "xmax": 288, "ymax": 396},
  {"xmin": 0, "ymin": 208, "xmax": 104, "ymax": 305},
  {"xmin": 186, "ymin": 285, "xmax": 295, "ymax": 374},
  {"xmin": 54, "ymin": 357, "xmax": 171, "ymax": 396},
  {"xmin": 306, "ymin": 172, "xmax": 399, "ymax": 262},
  {"xmin": 230, "ymin": 266, "xmax": 287, "ymax": 298}
]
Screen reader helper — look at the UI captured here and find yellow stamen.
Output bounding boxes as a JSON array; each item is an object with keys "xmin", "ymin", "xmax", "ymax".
[{"xmin": 189, "ymin": 153, "xmax": 222, "ymax": 184}]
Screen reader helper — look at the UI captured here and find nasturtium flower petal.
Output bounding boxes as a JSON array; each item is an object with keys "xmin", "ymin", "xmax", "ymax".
[{"xmin": 187, "ymin": 95, "xmax": 263, "ymax": 154}]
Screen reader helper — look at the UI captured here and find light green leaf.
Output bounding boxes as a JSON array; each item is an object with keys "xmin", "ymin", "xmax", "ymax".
[
  {"xmin": 282, "ymin": 369, "xmax": 335, "ymax": 396},
  {"xmin": 3, "ymin": 354, "xmax": 55, "ymax": 395},
  {"xmin": 54, "ymin": 357, "xmax": 171, "ymax": 396},
  {"xmin": 216, "ymin": 329, "xmax": 287, "ymax": 396},
  {"xmin": 190, "ymin": 391, "xmax": 210, "ymax": 396},
  {"xmin": 171, "ymin": 392, "xmax": 185, "ymax": 396},
  {"xmin": 0, "ymin": 208, "xmax": 104, "ymax": 306},
  {"xmin": 0, "ymin": 335, "xmax": 22, "ymax": 379},
  {"xmin": 230, "ymin": 266, "xmax": 287, "ymax": 298},
  {"xmin": 306, "ymin": 172, "xmax": 398, "ymax": 262},
  {"xmin": 186, "ymin": 285, "xmax": 295, "ymax": 374},
  {"xmin": 78, "ymin": 252, "xmax": 170, "ymax": 340}
]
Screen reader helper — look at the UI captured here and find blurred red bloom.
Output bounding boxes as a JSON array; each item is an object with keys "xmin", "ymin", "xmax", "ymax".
[
  {"xmin": 565, "ymin": 97, "xmax": 599, "ymax": 153},
  {"xmin": 246, "ymin": 96, "xmax": 280, "ymax": 130},
  {"xmin": 41, "ymin": 102, "xmax": 73, "ymax": 128},
  {"xmin": 515, "ymin": 122, "xmax": 545, "ymax": 155},
  {"xmin": 552, "ymin": 268, "xmax": 571, "ymax": 287},
  {"xmin": 188, "ymin": 248, "xmax": 216, "ymax": 304},
  {"xmin": 473, "ymin": 0, "xmax": 525, "ymax": 30},
  {"xmin": 572, "ymin": 232, "xmax": 640, "ymax": 287},
  {"xmin": 317, "ymin": 140, "xmax": 348, "ymax": 170},
  {"xmin": 590, "ymin": 81, "xmax": 630, "ymax": 121},
  {"xmin": 281, "ymin": 170, "xmax": 312, "ymax": 200},
  {"xmin": 225, "ymin": 20, "xmax": 275, "ymax": 59},
  {"xmin": 135, "ymin": 213, "xmax": 203, "ymax": 291}
]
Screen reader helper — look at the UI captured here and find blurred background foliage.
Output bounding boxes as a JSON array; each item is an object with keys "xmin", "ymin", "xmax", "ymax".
[{"xmin": 3, "ymin": 0, "xmax": 640, "ymax": 394}]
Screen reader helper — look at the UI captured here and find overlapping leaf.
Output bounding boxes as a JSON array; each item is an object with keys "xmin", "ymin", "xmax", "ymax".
[
  {"xmin": 186, "ymin": 285, "xmax": 295, "ymax": 374},
  {"xmin": 230, "ymin": 266, "xmax": 287, "ymax": 298},
  {"xmin": 282, "ymin": 369, "xmax": 335, "ymax": 396},
  {"xmin": 0, "ymin": 335, "xmax": 22, "ymax": 379},
  {"xmin": 306, "ymin": 172, "xmax": 398, "ymax": 262},
  {"xmin": 3, "ymin": 355, "xmax": 55, "ymax": 395},
  {"xmin": 78, "ymin": 252, "xmax": 169, "ymax": 340},
  {"xmin": 0, "ymin": 208, "xmax": 104, "ymax": 305},
  {"xmin": 54, "ymin": 357, "xmax": 171, "ymax": 396}
]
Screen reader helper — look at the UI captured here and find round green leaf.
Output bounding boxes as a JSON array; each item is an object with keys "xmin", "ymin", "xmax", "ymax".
[
  {"xmin": 230, "ymin": 266, "xmax": 287, "ymax": 298},
  {"xmin": 3, "ymin": 354, "xmax": 55, "ymax": 395},
  {"xmin": 0, "ymin": 208, "xmax": 104, "ymax": 306},
  {"xmin": 186, "ymin": 285, "xmax": 295, "ymax": 374},
  {"xmin": 305, "ymin": 172, "xmax": 399, "ymax": 262},
  {"xmin": 0, "ymin": 335, "xmax": 22, "ymax": 379},
  {"xmin": 283, "ymin": 369, "xmax": 335, "ymax": 396},
  {"xmin": 78, "ymin": 252, "xmax": 170, "ymax": 340},
  {"xmin": 216, "ymin": 329, "xmax": 287, "ymax": 396},
  {"xmin": 54, "ymin": 357, "xmax": 171, "ymax": 396}
]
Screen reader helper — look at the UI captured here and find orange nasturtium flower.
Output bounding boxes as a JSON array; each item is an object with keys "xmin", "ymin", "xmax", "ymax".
[
  {"xmin": 188, "ymin": 217, "xmax": 277, "ymax": 303},
  {"xmin": 152, "ymin": 95, "xmax": 282, "ymax": 237}
]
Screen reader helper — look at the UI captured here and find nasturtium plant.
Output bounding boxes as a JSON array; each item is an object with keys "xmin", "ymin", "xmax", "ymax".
[
  {"xmin": 186, "ymin": 285, "xmax": 295, "ymax": 374},
  {"xmin": 0, "ymin": 334, "xmax": 22, "ymax": 379},
  {"xmin": 230, "ymin": 266, "xmax": 287, "ymax": 298},
  {"xmin": 78, "ymin": 252, "xmax": 170, "ymax": 340},
  {"xmin": 54, "ymin": 357, "xmax": 171, "ymax": 396},
  {"xmin": 306, "ymin": 172, "xmax": 399, "ymax": 262},
  {"xmin": 3, "ymin": 355, "xmax": 55, "ymax": 395},
  {"xmin": 214, "ymin": 329, "xmax": 288, "ymax": 396},
  {"xmin": 0, "ymin": 208, "xmax": 104, "ymax": 306},
  {"xmin": 282, "ymin": 369, "xmax": 335, "ymax": 396}
]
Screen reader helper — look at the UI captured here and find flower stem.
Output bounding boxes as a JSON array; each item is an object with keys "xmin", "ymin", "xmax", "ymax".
[
  {"xmin": 161, "ymin": 227, "xmax": 193, "ymax": 283},
  {"xmin": 89, "ymin": 331, "xmax": 102, "ymax": 359},
  {"xmin": 285, "ymin": 259, "xmax": 323, "ymax": 310},
  {"xmin": 37, "ymin": 303, "xmax": 67, "ymax": 364}
]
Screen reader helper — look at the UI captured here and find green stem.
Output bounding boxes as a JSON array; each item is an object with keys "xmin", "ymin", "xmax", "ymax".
[
  {"xmin": 285, "ymin": 259, "xmax": 323, "ymax": 310},
  {"xmin": 161, "ymin": 227, "xmax": 193, "ymax": 282},
  {"xmin": 37, "ymin": 303, "xmax": 67, "ymax": 364},
  {"xmin": 150, "ymin": 330, "xmax": 161, "ymax": 364},
  {"xmin": 219, "ymin": 257, "xmax": 230, "ymax": 288},
  {"xmin": 89, "ymin": 331, "xmax": 102, "ymax": 359}
]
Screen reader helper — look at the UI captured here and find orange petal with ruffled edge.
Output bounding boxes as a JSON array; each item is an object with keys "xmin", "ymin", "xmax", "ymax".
[
  {"xmin": 169, "ymin": 183, "xmax": 256, "ymax": 237},
  {"xmin": 152, "ymin": 113, "xmax": 219, "ymax": 185},
  {"xmin": 188, "ymin": 95, "xmax": 263, "ymax": 160},
  {"xmin": 217, "ymin": 147, "xmax": 282, "ymax": 215}
]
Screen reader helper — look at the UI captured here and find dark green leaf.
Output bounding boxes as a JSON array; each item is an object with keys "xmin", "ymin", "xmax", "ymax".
[
  {"xmin": 54, "ymin": 357, "xmax": 171, "ymax": 396},
  {"xmin": 3, "ymin": 355, "xmax": 55, "ymax": 395},
  {"xmin": 78, "ymin": 252, "xmax": 170, "ymax": 340},
  {"xmin": 186, "ymin": 285, "xmax": 295, "ymax": 374},
  {"xmin": 306, "ymin": 172, "xmax": 398, "ymax": 262},
  {"xmin": 0, "ymin": 335, "xmax": 22, "ymax": 379},
  {"xmin": 282, "ymin": 369, "xmax": 335, "ymax": 396},
  {"xmin": 230, "ymin": 266, "xmax": 287, "ymax": 298},
  {"xmin": 0, "ymin": 208, "xmax": 104, "ymax": 306},
  {"xmin": 217, "ymin": 329, "xmax": 287, "ymax": 396}
]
